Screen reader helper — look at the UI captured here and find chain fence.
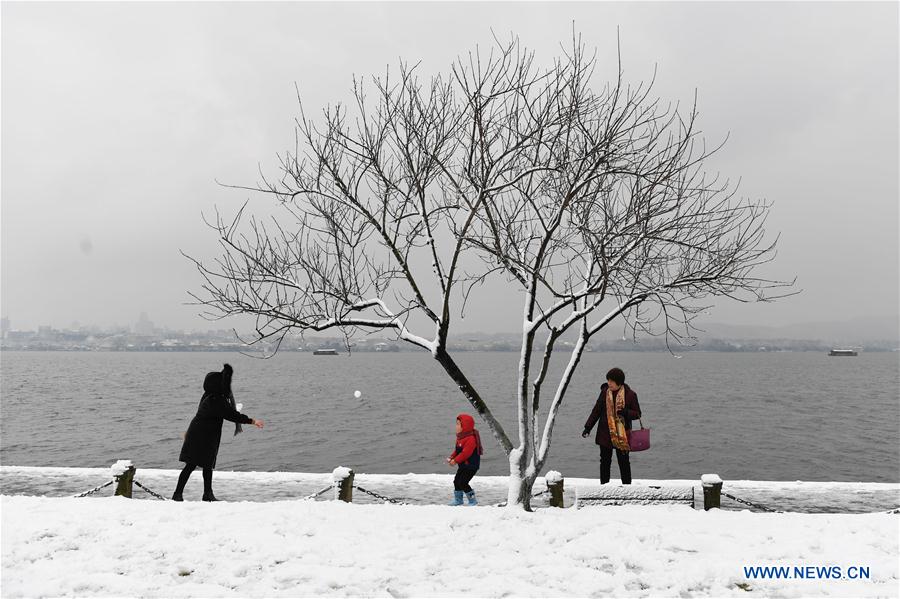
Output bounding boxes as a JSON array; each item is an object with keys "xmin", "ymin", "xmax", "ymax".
[
  {"xmin": 722, "ymin": 492, "xmax": 900, "ymax": 514},
  {"xmin": 353, "ymin": 485, "xmax": 407, "ymax": 505},
  {"xmin": 133, "ymin": 480, "xmax": 168, "ymax": 501},
  {"xmin": 63, "ymin": 472, "xmax": 898, "ymax": 512},
  {"xmin": 721, "ymin": 491, "xmax": 780, "ymax": 513},
  {"xmin": 72, "ymin": 480, "xmax": 114, "ymax": 498},
  {"xmin": 300, "ymin": 484, "xmax": 335, "ymax": 501}
]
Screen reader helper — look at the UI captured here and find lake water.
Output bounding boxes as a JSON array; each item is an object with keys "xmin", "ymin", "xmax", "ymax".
[{"xmin": 1, "ymin": 350, "xmax": 898, "ymax": 482}]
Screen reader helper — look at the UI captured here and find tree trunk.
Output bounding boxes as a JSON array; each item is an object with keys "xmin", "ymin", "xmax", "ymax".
[
  {"xmin": 506, "ymin": 449, "xmax": 537, "ymax": 511},
  {"xmin": 433, "ymin": 349, "xmax": 513, "ymax": 454}
]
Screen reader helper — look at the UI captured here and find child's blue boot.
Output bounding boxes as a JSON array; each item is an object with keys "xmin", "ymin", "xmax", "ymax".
[
  {"xmin": 465, "ymin": 490, "xmax": 478, "ymax": 506},
  {"xmin": 449, "ymin": 490, "xmax": 464, "ymax": 506}
]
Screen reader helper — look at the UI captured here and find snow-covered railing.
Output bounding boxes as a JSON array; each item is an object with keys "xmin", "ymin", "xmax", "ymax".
[
  {"xmin": 72, "ymin": 461, "xmax": 167, "ymax": 500},
  {"xmin": 64, "ymin": 465, "xmax": 796, "ymax": 511},
  {"xmin": 331, "ymin": 466, "xmax": 408, "ymax": 505},
  {"xmin": 69, "ymin": 462, "xmax": 401, "ymax": 505},
  {"xmin": 329, "ymin": 470, "xmax": 778, "ymax": 512},
  {"xmin": 576, "ymin": 483, "xmax": 696, "ymax": 508},
  {"xmin": 574, "ymin": 474, "xmax": 786, "ymax": 512}
]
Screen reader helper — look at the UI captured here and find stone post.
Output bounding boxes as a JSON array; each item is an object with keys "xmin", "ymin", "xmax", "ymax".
[
  {"xmin": 111, "ymin": 460, "xmax": 136, "ymax": 498},
  {"xmin": 546, "ymin": 470, "xmax": 564, "ymax": 508},
  {"xmin": 333, "ymin": 466, "xmax": 354, "ymax": 503},
  {"xmin": 702, "ymin": 473, "xmax": 723, "ymax": 510}
]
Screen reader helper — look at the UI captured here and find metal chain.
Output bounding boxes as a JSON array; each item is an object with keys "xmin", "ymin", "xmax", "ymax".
[
  {"xmin": 722, "ymin": 491, "xmax": 779, "ymax": 513},
  {"xmin": 300, "ymin": 484, "xmax": 334, "ymax": 501},
  {"xmin": 353, "ymin": 485, "xmax": 407, "ymax": 505},
  {"xmin": 133, "ymin": 480, "xmax": 168, "ymax": 501},
  {"xmin": 73, "ymin": 480, "xmax": 114, "ymax": 498}
]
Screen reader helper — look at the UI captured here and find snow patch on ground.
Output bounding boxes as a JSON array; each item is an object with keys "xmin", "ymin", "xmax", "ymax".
[{"xmin": 1, "ymin": 495, "xmax": 897, "ymax": 598}]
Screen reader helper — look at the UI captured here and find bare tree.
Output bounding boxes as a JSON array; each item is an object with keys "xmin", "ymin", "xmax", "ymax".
[{"xmin": 186, "ymin": 34, "xmax": 792, "ymax": 510}]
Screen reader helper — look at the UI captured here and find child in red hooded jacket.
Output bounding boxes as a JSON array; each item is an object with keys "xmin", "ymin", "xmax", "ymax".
[{"xmin": 446, "ymin": 413, "xmax": 483, "ymax": 506}]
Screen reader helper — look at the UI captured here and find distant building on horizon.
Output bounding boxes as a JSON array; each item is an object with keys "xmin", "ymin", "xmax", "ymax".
[{"xmin": 134, "ymin": 312, "xmax": 155, "ymax": 336}]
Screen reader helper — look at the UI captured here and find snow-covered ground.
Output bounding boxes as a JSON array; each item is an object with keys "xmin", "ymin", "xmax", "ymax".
[{"xmin": 2, "ymin": 493, "xmax": 898, "ymax": 598}]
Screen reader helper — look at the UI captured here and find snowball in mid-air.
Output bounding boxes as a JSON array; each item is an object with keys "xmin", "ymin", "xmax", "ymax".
[{"xmin": 354, "ymin": 390, "xmax": 362, "ymax": 399}]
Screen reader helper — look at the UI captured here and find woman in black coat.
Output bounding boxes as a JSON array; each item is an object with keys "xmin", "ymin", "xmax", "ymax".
[{"xmin": 172, "ymin": 364, "xmax": 264, "ymax": 501}]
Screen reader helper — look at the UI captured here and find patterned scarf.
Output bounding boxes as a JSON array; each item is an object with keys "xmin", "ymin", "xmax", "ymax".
[{"xmin": 605, "ymin": 386, "xmax": 630, "ymax": 451}]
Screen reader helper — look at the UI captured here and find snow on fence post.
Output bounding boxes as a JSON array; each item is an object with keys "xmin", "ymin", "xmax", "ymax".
[
  {"xmin": 110, "ymin": 460, "xmax": 135, "ymax": 498},
  {"xmin": 545, "ymin": 470, "xmax": 564, "ymax": 508},
  {"xmin": 333, "ymin": 466, "xmax": 354, "ymax": 503},
  {"xmin": 701, "ymin": 473, "xmax": 723, "ymax": 511}
]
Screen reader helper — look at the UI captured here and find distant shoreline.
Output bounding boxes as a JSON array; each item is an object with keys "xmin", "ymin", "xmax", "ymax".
[{"xmin": 1, "ymin": 347, "xmax": 898, "ymax": 353}]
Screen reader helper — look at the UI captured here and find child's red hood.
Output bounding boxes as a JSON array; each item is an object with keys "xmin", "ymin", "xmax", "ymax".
[{"xmin": 457, "ymin": 413, "xmax": 476, "ymax": 433}]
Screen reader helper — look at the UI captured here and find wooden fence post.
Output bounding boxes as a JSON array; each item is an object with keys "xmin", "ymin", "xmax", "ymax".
[
  {"xmin": 333, "ymin": 466, "xmax": 354, "ymax": 503},
  {"xmin": 546, "ymin": 471, "xmax": 564, "ymax": 508},
  {"xmin": 701, "ymin": 473, "xmax": 723, "ymax": 510},
  {"xmin": 112, "ymin": 460, "xmax": 136, "ymax": 498}
]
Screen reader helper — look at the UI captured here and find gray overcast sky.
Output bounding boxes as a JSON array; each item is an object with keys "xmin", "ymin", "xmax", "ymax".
[{"xmin": 2, "ymin": 1, "xmax": 898, "ymax": 333}]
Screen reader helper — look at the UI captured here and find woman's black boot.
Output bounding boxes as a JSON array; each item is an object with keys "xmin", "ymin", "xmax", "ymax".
[
  {"xmin": 172, "ymin": 464, "xmax": 195, "ymax": 502},
  {"xmin": 201, "ymin": 467, "xmax": 217, "ymax": 501}
]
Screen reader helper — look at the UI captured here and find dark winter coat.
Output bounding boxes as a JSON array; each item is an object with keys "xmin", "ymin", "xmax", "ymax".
[
  {"xmin": 451, "ymin": 413, "xmax": 481, "ymax": 470},
  {"xmin": 583, "ymin": 383, "xmax": 642, "ymax": 449},
  {"xmin": 179, "ymin": 371, "xmax": 253, "ymax": 468}
]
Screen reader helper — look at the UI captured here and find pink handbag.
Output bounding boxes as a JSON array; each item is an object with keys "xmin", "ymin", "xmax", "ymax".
[{"xmin": 628, "ymin": 419, "xmax": 651, "ymax": 451}]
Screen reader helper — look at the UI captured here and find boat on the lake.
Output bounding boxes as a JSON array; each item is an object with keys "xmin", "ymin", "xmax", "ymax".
[
  {"xmin": 828, "ymin": 348, "xmax": 858, "ymax": 356},
  {"xmin": 312, "ymin": 348, "xmax": 339, "ymax": 356}
]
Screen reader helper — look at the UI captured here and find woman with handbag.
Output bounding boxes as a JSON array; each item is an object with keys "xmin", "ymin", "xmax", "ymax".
[{"xmin": 582, "ymin": 367, "xmax": 642, "ymax": 484}]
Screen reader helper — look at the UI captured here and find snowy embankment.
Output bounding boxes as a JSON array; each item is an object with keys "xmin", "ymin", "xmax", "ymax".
[
  {"xmin": 3, "ymin": 466, "xmax": 899, "ymax": 512},
  {"xmin": 2, "ymin": 495, "xmax": 898, "ymax": 598}
]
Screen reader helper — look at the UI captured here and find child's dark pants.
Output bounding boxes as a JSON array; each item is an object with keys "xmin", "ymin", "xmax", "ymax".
[{"xmin": 454, "ymin": 468, "xmax": 478, "ymax": 492}]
